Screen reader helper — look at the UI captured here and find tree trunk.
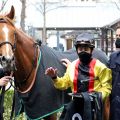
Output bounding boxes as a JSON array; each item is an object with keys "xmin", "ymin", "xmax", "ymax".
[{"xmin": 20, "ymin": 0, "xmax": 26, "ymax": 32}]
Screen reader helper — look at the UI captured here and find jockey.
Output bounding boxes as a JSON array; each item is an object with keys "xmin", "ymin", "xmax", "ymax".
[{"xmin": 45, "ymin": 32, "xmax": 112, "ymax": 120}]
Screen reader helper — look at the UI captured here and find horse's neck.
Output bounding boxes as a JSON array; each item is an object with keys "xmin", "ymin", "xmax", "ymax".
[
  {"xmin": 16, "ymin": 32, "xmax": 35, "ymax": 68},
  {"xmin": 14, "ymin": 31, "xmax": 39, "ymax": 93}
]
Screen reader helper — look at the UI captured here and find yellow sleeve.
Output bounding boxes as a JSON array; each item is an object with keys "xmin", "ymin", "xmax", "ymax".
[
  {"xmin": 52, "ymin": 65, "xmax": 72, "ymax": 90},
  {"xmin": 95, "ymin": 60, "xmax": 112, "ymax": 101}
]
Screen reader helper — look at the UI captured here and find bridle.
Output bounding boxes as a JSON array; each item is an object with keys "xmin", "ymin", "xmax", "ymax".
[{"xmin": 0, "ymin": 31, "xmax": 17, "ymax": 51}]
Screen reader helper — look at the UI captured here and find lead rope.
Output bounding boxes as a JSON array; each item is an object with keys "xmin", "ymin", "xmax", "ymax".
[
  {"xmin": 9, "ymin": 71, "xmax": 15, "ymax": 120},
  {"xmin": 9, "ymin": 49, "xmax": 41, "ymax": 120},
  {"xmin": 0, "ymin": 86, "xmax": 5, "ymax": 120}
]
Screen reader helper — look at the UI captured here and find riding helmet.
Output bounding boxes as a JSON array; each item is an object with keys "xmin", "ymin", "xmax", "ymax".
[{"xmin": 74, "ymin": 32, "xmax": 95, "ymax": 48}]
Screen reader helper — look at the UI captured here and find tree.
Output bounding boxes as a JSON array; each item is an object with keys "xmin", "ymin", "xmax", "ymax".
[
  {"xmin": 29, "ymin": 0, "xmax": 67, "ymax": 45},
  {"xmin": 0, "ymin": 0, "xmax": 9, "ymax": 12},
  {"xmin": 20, "ymin": 0, "xmax": 26, "ymax": 32}
]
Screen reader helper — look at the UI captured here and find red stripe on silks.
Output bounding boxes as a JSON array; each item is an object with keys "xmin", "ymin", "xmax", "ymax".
[
  {"xmin": 73, "ymin": 59, "xmax": 80, "ymax": 93},
  {"xmin": 88, "ymin": 59, "xmax": 96, "ymax": 92}
]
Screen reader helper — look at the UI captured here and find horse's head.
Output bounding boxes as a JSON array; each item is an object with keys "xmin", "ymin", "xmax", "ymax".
[
  {"xmin": 0, "ymin": 6, "xmax": 40, "ymax": 93},
  {"xmin": 0, "ymin": 6, "xmax": 15, "ymax": 72}
]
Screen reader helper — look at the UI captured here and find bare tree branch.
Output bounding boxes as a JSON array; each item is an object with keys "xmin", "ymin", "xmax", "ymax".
[
  {"xmin": 0, "ymin": 0, "xmax": 9, "ymax": 12},
  {"xmin": 19, "ymin": 0, "xmax": 26, "ymax": 31}
]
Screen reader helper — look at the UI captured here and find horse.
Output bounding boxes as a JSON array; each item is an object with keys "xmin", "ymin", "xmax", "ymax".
[
  {"xmin": 0, "ymin": 6, "xmax": 110, "ymax": 120},
  {"xmin": 0, "ymin": 6, "xmax": 74, "ymax": 120}
]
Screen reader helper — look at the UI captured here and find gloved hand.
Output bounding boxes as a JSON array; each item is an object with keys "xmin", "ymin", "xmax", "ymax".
[{"xmin": 45, "ymin": 67, "xmax": 57, "ymax": 79}]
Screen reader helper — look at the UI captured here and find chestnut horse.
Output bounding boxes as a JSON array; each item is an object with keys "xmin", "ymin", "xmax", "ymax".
[
  {"xmin": 0, "ymin": 6, "xmax": 68, "ymax": 120},
  {"xmin": 0, "ymin": 6, "xmax": 110, "ymax": 120}
]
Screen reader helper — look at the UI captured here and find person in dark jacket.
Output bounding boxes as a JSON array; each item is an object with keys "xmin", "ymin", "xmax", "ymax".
[{"xmin": 109, "ymin": 27, "xmax": 120, "ymax": 120}]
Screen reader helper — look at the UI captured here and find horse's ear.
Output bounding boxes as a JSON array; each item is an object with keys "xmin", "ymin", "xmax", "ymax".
[{"xmin": 6, "ymin": 6, "xmax": 15, "ymax": 20}]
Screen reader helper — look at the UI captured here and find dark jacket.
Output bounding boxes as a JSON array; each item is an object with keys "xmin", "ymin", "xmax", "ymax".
[
  {"xmin": 109, "ymin": 51, "xmax": 120, "ymax": 120},
  {"xmin": 0, "ymin": 68, "xmax": 5, "ymax": 78}
]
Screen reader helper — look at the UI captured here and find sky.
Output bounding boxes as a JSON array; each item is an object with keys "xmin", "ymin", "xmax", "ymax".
[
  {"xmin": 1, "ymin": 0, "xmax": 44, "ymax": 29},
  {"xmin": 0, "ymin": 0, "xmax": 22, "ymax": 27},
  {"xmin": 1, "ymin": 0, "xmax": 120, "ymax": 29}
]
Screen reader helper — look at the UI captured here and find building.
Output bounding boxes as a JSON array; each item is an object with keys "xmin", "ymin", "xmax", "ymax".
[
  {"xmin": 3, "ymin": 0, "xmax": 118, "ymax": 55},
  {"xmin": 26, "ymin": 1, "xmax": 120, "ymax": 55}
]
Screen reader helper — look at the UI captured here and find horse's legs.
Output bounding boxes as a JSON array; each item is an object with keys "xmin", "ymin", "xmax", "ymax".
[{"xmin": 43, "ymin": 113, "xmax": 57, "ymax": 120}]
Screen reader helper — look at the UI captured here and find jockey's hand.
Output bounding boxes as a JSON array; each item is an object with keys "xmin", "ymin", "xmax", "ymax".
[
  {"xmin": 61, "ymin": 58, "xmax": 71, "ymax": 68},
  {"xmin": 45, "ymin": 67, "xmax": 57, "ymax": 78},
  {"xmin": 0, "ymin": 76, "xmax": 12, "ymax": 86}
]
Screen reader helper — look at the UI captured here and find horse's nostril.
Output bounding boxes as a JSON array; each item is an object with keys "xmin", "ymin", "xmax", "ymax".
[
  {"xmin": 12, "ymin": 56, "xmax": 14, "ymax": 61},
  {"xmin": 2, "ymin": 56, "xmax": 6, "ymax": 61},
  {"xmin": 1, "ymin": 56, "xmax": 14, "ymax": 63}
]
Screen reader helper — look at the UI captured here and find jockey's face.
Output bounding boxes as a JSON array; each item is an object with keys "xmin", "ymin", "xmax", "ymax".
[{"xmin": 76, "ymin": 44, "xmax": 93, "ymax": 64}]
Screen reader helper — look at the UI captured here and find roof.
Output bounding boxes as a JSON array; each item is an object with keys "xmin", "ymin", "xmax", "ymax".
[{"xmin": 26, "ymin": 2, "xmax": 120, "ymax": 29}]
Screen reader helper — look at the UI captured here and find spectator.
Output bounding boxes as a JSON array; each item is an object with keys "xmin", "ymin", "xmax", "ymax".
[{"xmin": 109, "ymin": 26, "xmax": 120, "ymax": 120}]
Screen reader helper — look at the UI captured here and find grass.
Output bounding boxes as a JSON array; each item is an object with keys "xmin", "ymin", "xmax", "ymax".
[
  {"xmin": 2, "ymin": 90, "xmax": 63, "ymax": 120},
  {"xmin": 2, "ymin": 90, "xmax": 26, "ymax": 120}
]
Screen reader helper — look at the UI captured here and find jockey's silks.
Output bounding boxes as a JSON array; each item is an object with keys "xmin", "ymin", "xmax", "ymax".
[
  {"xmin": 73, "ymin": 59, "xmax": 96, "ymax": 93},
  {"xmin": 53, "ymin": 58, "xmax": 112, "ymax": 100}
]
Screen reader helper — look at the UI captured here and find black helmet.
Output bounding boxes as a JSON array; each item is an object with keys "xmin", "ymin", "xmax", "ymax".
[{"xmin": 75, "ymin": 33, "xmax": 95, "ymax": 48}]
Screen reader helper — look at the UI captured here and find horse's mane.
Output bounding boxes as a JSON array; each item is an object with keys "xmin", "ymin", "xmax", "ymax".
[{"xmin": 16, "ymin": 28, "xmax": 35, "ymax": 42}]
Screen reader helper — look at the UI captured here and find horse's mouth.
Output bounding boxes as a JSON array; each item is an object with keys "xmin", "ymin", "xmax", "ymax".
[
  {"xmin": 1, "ymin": 62, "xmax": 16, "ymax": 75},
  {"xmin": 2, "ymin": 67, "xmax": 13, "ymax": 76}
]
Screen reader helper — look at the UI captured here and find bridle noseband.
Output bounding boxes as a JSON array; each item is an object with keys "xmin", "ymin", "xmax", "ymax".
[{"xmin": 0, "ymin": 32, "xmax": 17, "ymax": 51}]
